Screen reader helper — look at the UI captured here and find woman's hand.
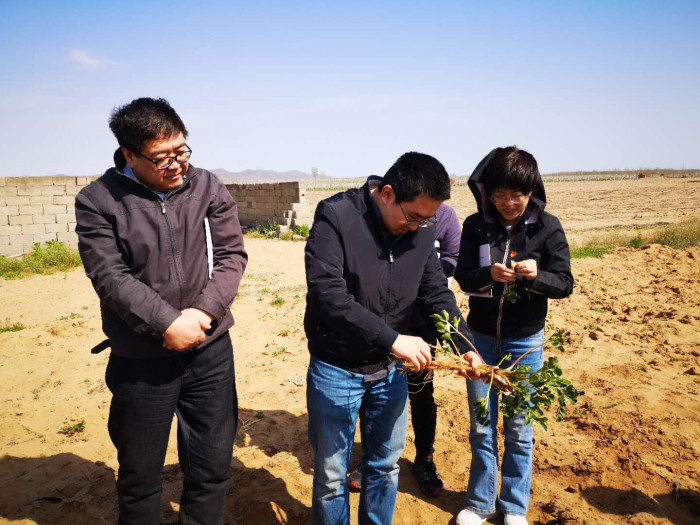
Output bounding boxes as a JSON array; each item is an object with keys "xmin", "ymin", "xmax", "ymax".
[
  {"xmin": 491, "ymin": 262, "xmax": 516, "ymax": 283},
  {"xmin": 514, "ymin": 259, "xmax": 537, "ymax": 280},
  {"xmin": 457, "ymin": 351, "xmax": 485, "ymax": 380}
]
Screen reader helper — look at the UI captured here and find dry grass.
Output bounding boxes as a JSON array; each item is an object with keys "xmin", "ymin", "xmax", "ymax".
[{"xmin": 570, "ymin": 216, "xmax": 700, "ymax": 258}]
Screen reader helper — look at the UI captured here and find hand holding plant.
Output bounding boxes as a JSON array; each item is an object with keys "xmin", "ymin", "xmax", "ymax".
[{"xmin": 397, "ymin": 310, "xmax": 584, "ymax": 431}]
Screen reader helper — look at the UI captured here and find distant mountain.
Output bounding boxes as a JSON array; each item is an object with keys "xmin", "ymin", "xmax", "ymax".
[{"xmin": 210, "ymin": 168, "xmax": 313, "ymax": 183}]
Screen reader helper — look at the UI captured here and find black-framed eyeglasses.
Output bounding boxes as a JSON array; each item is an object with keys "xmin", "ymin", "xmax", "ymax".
[
  {"xmin": 138, "ymin": 145, "xmax": 192, "ymax": 170},
  {"xmin": 399, "ymin": 203, "xmax": 437, "ymax": 228}
]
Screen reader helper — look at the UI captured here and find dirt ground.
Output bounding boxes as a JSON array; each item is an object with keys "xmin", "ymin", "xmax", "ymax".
[
  {"xmin": 1, "ymin": 178, "xmax": 699, "ymax": 524},
  {"xmin": 308, "ymin": 178, "xmax": 700, "ymax": 245}
]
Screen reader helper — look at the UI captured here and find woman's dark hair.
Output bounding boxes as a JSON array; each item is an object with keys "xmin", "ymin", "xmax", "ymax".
[
  {"xmin": 483, "ymin": 146, "xmax": 540, "ymax": 196},
  {"xmin": 380, "ymin": 151, "xmax": 451, "ymax": 203},
  {"xmin": 109, "ymin": 97, "xmax": 188, "ymax": 153}
]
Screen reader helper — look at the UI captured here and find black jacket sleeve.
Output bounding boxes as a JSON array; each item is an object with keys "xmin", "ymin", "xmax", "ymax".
[
  {"xmin": 454, "ymin": 217, "xmax": 493, "ymax": 295},
  {"xmin": 526, "ymin": 216, "xmax": 574, "ymax": 299},
  {"xmin": 417, "ymin": 243, "xmax": 475, "ymax": 353},
  {"xmin": 191, "ymin": 179, "xmax": 248, "ymax": 321},
  {"xmin": 305, "ymin": 201, "xmax": 398, "ymax": 351},
  {"xmin": 75, "ymin": 192, "xmax": 181, "ymax": 337}
]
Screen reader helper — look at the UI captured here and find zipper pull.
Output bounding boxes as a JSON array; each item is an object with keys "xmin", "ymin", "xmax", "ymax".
[
  {"xmin": 160, "ymin": 201, "xmax": 166, "ymax": 214},
  {"xmin": 389, "ymin": 251, "xmax": 394, "ymax": 263}
]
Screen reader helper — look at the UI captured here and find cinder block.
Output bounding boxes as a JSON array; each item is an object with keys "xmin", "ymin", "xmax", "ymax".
[
  {"xmin": 19, "ymin": 205, "xmax": 43, "ymax": 215},
  {"xmin": 6, "ymin": 196, "xmax": 31, "ymax": 205},
  {"xmin": 9, "ymin": 233, "xmax": 33, "ymax": 244},
  {"xmin": 22, "ymin": 243, "xmax": 35, "ymax": 253},
  {"xmin": 33, "ymin": 214, "xmax": 57, "ymax": 224},
  {"xmin": 9, "ymin": 215, "xmax": 33, "ymax": 226},
  {"xmin": 5, "ymin": 176, "xmax": 53, "ymax": 186},
  {"xmin": 87, "ymin": 176, "xmax": 101, "ymax": 183},
  {"xmin": 0, "ymin": 244, "xmax": 23, "ymax": 256},
  {"xmin": 67, "ymin": 222, "xmax": 76, "ymax": 232},
  {"xmin": 0, "ymin": 206, "xmax": 20, "ymax": 216},
  {"xmin": 41, "ymin": 186, "xmax": 66, "ymax": 196},
  {"xmin": 76, "ymin": 177, "xmax": 88, "ymax": 185},
  {"xmin": 291, "ymin": 202, "xmax": 307, "ymax": 211},
  {"xmin": 30, "ymin": 196, "xmax": 54, "ymax": 204},
  {"xmin": 0, "ymin": 225, "xmax": 21, "ymax": 235},
  {"xmin": 22, "ymin": 223, "xmax": 46, "ymax": 234},
  {"xmin": 0, "ymin": 197, "xmax": 4, "ymax": 207},
  {"xmin": 16, "ymin": 186, "xmax": 43, "ymax": 196},
  {"xmin": 0, "ymin": 186, "xmax": 18, "ymax": 197},
  {"xmin": 52, "ymin": 196, "xmax": 75, "ymax": 205},
  {"xmin": 56, "ymin": 213, "xmax": 76, "ymax": 224},
  {"xmin": 43, "ymin": 204, "xmax": 67, "ymax": 214},
  {"xmin": 0, "ymin": 235, "xmax": 8, "ymax": 245},
  {"xmin": 52, "ymin": 176, "xmax": 77, "ymax": 186},
  {"xmin": 45, "ymin": 223, "xmax": 68, "ymax": 234},
  {"xmin": 33, "ymin": 232, "xmax": 57, "ymax": 243},
  {"xmin": 64, "ymin": 185, "xmax": 82, "ymax": 196},
  {"xmin": 57, "ymin": 231, "xmax": 79, "ymax": 244},
  {"xmin": 0, "ymin": 216, "xmax": 7, "ymax": 226}
]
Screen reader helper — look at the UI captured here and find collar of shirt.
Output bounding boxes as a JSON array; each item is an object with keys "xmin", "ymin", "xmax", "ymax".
[{"xmin": 122, "ymin": 165, "xmax": 186, "ymax": 201}]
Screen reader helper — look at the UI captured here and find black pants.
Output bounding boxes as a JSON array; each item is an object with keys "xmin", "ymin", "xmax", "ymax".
[
  {"xmin": 407, "ymin": 369, "xmax": 437, "ymax": 458},
  {"xmin": 105, "ymin": 332, "xmax": 237, "ymax": 525}
]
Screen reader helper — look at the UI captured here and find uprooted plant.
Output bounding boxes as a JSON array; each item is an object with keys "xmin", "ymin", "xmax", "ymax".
[{"xmin": 399, "ymin": 310, "xmax": 584, "ymax": 430}]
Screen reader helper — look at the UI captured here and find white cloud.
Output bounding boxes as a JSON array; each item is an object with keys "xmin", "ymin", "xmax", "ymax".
[{"xmin": 69, "ymin": 49, "xmax": 117, "ymax": 70}]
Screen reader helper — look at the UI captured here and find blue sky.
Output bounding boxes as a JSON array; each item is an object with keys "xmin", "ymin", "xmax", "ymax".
[{"xmin": 1, "ymin": 0, "xmax": 698, "ymax": 177}]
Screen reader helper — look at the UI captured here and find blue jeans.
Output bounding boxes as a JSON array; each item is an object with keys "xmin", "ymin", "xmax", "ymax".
[
  {"xmin": 464, "ymin": 329, "xmax": 544, "ymax": 518},
  {"xmin": 307, "ymin": 357, "xmax": 408, "ymax": 525},
  {"xmin": 106, "ymin": 332, "xmax": 237, "ymax": 525}
]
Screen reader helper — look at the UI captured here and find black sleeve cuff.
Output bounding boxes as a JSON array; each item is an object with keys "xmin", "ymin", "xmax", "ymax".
[{"xmin": 376, "ymin": 325, "xmax": 399, "ymax": 351}]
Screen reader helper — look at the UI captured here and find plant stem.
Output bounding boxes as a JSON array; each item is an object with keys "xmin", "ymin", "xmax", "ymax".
[
  {"xmin": 452, "ymin": 327, "xmax": 483, "ymax": 359},
  {"xmin": 506, "ymin": 339, "xmax": 549, "ymax": 370}
]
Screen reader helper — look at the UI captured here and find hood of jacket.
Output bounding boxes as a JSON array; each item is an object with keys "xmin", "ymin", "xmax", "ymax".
[{"xmin": 468, "ymin": 148, "xmax": 547, "ymax": 225}]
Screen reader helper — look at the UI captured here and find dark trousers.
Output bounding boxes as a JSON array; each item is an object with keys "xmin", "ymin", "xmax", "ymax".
[
  {"xmin": 105, "ymin": 332, "xmax": 237, "ymax": 525},
  {"xmin": 407, "ymin": 369, "xmax": 437, "ymax": 458}
]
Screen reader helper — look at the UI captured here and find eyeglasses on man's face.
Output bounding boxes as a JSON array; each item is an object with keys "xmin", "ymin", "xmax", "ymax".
[
  {"xmin": 399, "ymin": 202, "xmax": 437, "ymax": 228},
  {"xmin": 138, "ymin": 145, "xmax": 192, "ymax": 170}
]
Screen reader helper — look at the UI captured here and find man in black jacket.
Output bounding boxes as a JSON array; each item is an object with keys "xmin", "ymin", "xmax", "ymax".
[
  {"xmin": 304, "ymin": 152, "xmax": 482, "ymax": 524},
  {"xmin": 75, "ymin": 98, "xmax": 247, "ymax": 525}
]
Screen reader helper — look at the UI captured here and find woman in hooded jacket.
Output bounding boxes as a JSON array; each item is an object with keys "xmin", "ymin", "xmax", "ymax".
[{"xmin": 453, "ymin": 146, "xmax": 574, "ymax": 525}]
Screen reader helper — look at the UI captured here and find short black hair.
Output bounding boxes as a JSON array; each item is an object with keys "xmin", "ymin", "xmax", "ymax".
[
  {"xmin": 108, "ymin": 97, "xmax": 188, "ymax": 153},
  {"xmin": 483, "ymin": 146, "xmax": 540, "ymax": 196},
  {"xmin": 380, "ymin": 152, "xmax": 451, "ymax": 203}
]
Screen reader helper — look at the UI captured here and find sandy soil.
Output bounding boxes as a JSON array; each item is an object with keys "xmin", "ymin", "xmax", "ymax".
[{"xmin": 1, "ymin": 179, "xmax": 699, "ymax": 524}]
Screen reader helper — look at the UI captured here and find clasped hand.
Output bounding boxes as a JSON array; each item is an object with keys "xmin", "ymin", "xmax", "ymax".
[{"xmin": 163, "ymin": 308, "xmax": 214, "ymax": 351}]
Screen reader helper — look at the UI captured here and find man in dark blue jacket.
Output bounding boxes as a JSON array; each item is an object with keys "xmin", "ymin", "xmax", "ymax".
[
  {"xmin": 304, "ymin": 152, "xmax": 482, "ymax": 524},
  {"xmin": 347, "ymin": 202, "xmax": 463, "ymax": 497}
]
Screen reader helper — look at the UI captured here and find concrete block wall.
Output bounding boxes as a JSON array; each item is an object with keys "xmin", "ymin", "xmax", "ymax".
[
  {"xmin": 225, "ymin": 181, "xmax": 311, "ymax": 228},
  {"xmin": 0, "ymin": 176, "xmax": 100, "ymax": 256},
  {"xmin": 0, "ymin": 177, "xmax": 313, "ymax": 256}
]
